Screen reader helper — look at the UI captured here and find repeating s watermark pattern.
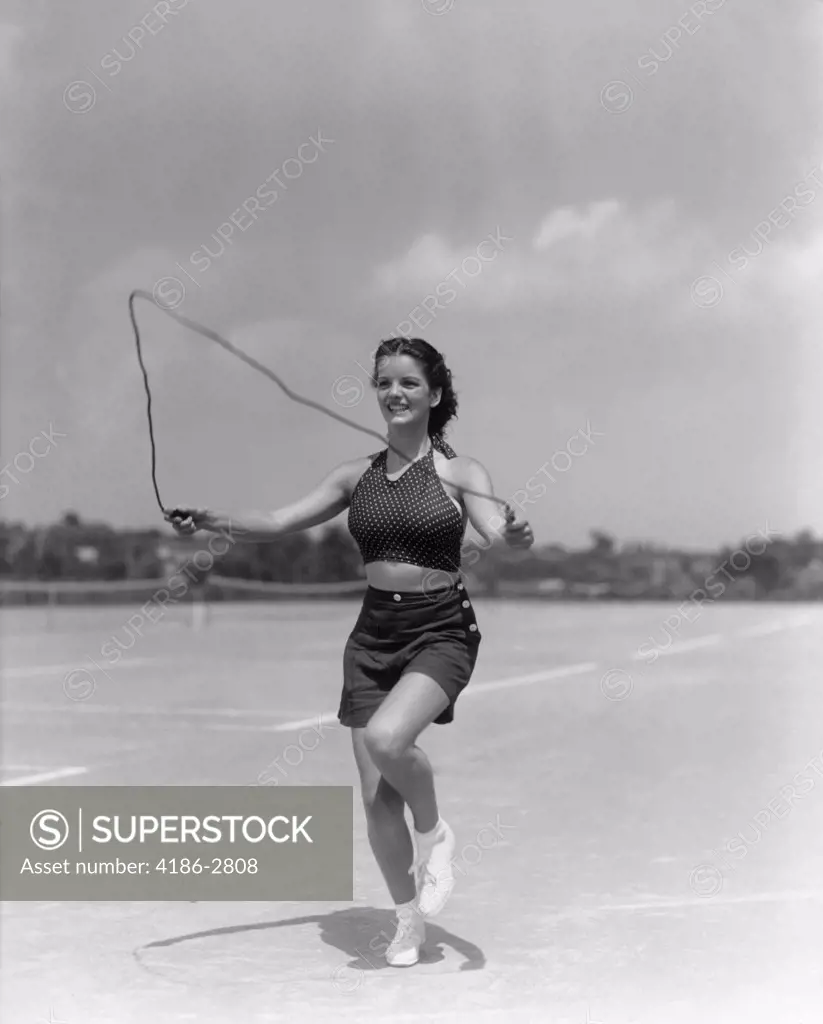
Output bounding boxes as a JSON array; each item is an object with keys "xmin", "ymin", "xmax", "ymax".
[
  {"xmin": 600, "ymin": 0, "xmax": 728, "ymax": 115},
  {"xmin": 332, "ymin": 228, "xmax": 512, "ymax": 407},
  {"xmin": 254, "ymin": 717, "xmax": 337, "ymax": 786},
  {"xmin": 422, "ymin": 421, "xmax": 605, "ymax": 605},
  {"xmin": 505, "ymin": 422, "xmax": 605, "ymax": 514},
  {"xmin": 599, "ymin": 523, "xmax": 780, "ymax": 700},
  {"xmin": 0, "ymin": 425, "xmax": 66, "ymax": 500},
  {"xmin": 153, "ymin": 131, "xmax": 334, "ymax": 310},
  {"xmin": 421, "ymin": 0, "xmax": 456, "ymax": 15},
  {"xmin": 63, "ymin": 0, "xmax": 196, "ymax": 114},
  {"xmin": 689, "ymin": 747, "xmax": 823, "ymax": 897},
  {"xmin": 634, "ymin": 525, "xmax": 779, "ymax": 664},
  {"xmin": 62, "ymin": 523, "xmax": 243, "ymax": 702},
  {"xmin": 331, "ymin": 814, "xmax": 516, "ymax": 990},
  {"xmin": 691, "ymin": 160, "xmax": 823, "ymax": 308}
]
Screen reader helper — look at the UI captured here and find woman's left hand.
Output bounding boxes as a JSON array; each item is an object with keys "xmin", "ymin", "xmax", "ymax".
[{"xmin": 502, "ymin": 505, "xmax": 534, "ymax": 549}]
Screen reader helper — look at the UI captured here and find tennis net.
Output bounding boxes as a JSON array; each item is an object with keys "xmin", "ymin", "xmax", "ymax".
[{"xmin": 0, "ymin": 575, "xmax": 368, "ymax": 632}]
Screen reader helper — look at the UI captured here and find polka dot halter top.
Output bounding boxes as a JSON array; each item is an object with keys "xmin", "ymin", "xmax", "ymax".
[{"xmin": 347, "ymin": 436, "xmax": 464, "ymax": 573}]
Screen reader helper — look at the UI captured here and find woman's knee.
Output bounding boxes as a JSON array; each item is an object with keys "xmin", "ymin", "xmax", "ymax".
[{"xmin": 363, "ymin": 719, "xmax": 409, "ymax": 764}]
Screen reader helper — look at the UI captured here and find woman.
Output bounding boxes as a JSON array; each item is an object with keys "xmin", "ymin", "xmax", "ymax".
[{"xmin": 167, "ymin": 337, "xmax": 534, "ymax": 967}]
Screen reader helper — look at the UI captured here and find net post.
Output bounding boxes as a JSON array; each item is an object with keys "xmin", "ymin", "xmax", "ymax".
[
  {"xmin": 192, "ymin": 599, "xmax": 206, "ymax": 631},
  {"xmin": 191, "ymin": 584, "xmax": 207, "ymax": 631},
  {"xmin": 46, "ymin": 582, "xmax": 57, "ymax": 631}
]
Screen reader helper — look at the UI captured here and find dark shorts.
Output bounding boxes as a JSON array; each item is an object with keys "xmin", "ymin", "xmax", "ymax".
[{"xmin": 338, "ymin": 583, "xmax": 482, "ymax": 729}]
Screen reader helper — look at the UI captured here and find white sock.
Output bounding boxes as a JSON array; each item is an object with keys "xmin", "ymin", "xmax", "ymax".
[
  {"xmin": 415, "ymin": 817, "xmax": 444, "ymax": 842},
  {"xmin": 395, "ymin": 898, "xmax": 417, "ymax": 916}
]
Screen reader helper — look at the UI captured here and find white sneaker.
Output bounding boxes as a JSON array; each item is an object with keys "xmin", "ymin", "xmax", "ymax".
[
  {"xmin": 414, "ymin": 819, "xmax": 456, "ymax": 917},
  {"xmin": 385, "ymin": 904, "xmax": 425, "ymax": 967}
]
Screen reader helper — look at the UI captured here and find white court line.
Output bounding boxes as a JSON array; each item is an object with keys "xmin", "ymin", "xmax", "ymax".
[
  {"xmin": 466, "ymin": 660, "xmax": 599, "ymax": 695},
  {"xmin": 594, "ymin": 889, "xmax": 823, "ymax": 912},
  {"xmin": 266, "ymin": 712, "xmax": 339, "ymax": 734},
  {"xmin": 261, "ymin": 662, "xmax": 600, "ymax": 734},
  {"xmin": 785, "ymin": 613, "xmax": 817, "ymax": 628},
  {"xmin": 739, "ymin": 621, "xmax": 788, "ymax": 637},
  {"xmin": 0, "ymin": 765, "xmax": 88, "ymax": 786},
  {"xmin": 0, "ymin": 702, "xmax": 315, "ymax": 719},
  {"xmin": 253, "ymin": 616, "xmax": 813, "ymax": 735},
  {"xmin": 736, "ymin": 615, "xmax": 816, "ymax": 639},
  {"xmin": 1, "ymin": 658, "xmax": 155, "ymax": 679},
  {"xmin": 205, "ymin": 721, "xmax": 335, "ymax": 732},
  {"xmin": 630, "ymin": 634, "xmax": 723, "ymax": 661},
  {"xmin": 6, "ymin": 616, "xmax": 815, "ymax": 734},
  {"xmin": 631, "ymin": 616, "xmax": 818, "ymax": 654},
  {"xmin": 667, "ymin": 633, "xmax": 723, "ymax": 653},
  {"xmin": 0, "ymin": 622, "xmax": 197, "ymax": 642}
]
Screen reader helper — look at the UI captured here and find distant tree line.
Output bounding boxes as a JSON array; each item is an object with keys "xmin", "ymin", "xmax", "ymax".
[
  {"xmin": 0, "ymin": 513, "xmax": 821, "ymax": 601},
  {"xmin": 0, "ymin": 512, "xmax": 362, "ymax": 585}
]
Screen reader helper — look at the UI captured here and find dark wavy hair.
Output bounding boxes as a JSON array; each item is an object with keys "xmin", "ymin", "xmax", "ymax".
[{"xmin": 371, "ymin": 337, "xmax": 458, "ymax": 446}]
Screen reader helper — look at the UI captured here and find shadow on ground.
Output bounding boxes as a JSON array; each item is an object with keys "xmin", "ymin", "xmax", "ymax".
[{"xmin": 137, "ymin": 907, "xmax": 486, "ymax": 975}]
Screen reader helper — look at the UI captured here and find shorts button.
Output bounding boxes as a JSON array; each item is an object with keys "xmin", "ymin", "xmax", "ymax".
[
  {"xmin": 393, "ymin": 593, "xmax": 402, "ymax": 602},
  {"xmin": 462, "ymin": 600, "xmax": 470, "ymax": 608},
  {"xmin": 468, "ymin": 623, "xmax": 478, "ymax": 632}
]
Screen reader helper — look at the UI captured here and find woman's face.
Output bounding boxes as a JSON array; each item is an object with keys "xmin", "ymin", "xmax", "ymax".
[{"xmin": 374, "ymin": 354, "xmax": 440, "ymax": 429}]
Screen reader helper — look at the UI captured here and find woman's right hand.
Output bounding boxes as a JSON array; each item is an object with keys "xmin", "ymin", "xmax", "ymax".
[{"xmin": 164, "ymin": 506, "xmax": 214, "ymax": 535}]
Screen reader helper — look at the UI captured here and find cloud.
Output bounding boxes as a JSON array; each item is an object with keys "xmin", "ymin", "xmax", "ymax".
[
  {"xmin": 680, "ymin": 162, "xmax": 823, "ymax": 321},
  {"xmin": 3, "ymin": 0, "xmax": 822, "ymax": 543},
  {"xmin": 373, "ymin": 233, "xmax": 460, "ymax": 295},
  {"xmin": 372, "ymin": 198, "xmax": 701, "ymax": 311},
  {"xmin": 533, "ymin": 200, "xmax": 622, "ymax": 250}
]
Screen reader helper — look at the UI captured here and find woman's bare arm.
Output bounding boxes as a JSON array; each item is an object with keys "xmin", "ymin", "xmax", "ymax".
[
  {"xmin": 451, "ymin": 456, "xmax": 534, "ymax": 549},
  {"xmin": 166, "ymin": 457, "xmax": 369, "ymax": 540}
]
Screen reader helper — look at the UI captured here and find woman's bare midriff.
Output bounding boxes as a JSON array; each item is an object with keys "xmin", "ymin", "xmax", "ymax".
[{"xmin": 364, "ymin": 561, "xmax": 461, "ymax": 594}]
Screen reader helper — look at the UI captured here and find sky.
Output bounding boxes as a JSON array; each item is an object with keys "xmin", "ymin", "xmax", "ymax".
[{"xmin": 2, "ymin": 0, "xmax": 822, "ymax": 549}]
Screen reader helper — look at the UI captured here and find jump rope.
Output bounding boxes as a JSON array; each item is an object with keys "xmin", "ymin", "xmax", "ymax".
[{"xmin": 127, "ymin": 289, "xmax": 516, "ymax": 528}]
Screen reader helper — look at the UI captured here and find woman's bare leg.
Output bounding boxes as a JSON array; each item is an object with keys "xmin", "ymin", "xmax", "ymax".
[
  {"xmin": 351, "ymin": 727, "xmax": 416, "ymax": 905},
  {"xmin": 361, "ymin": 672, "xmax": 449, "ymax": 833}
]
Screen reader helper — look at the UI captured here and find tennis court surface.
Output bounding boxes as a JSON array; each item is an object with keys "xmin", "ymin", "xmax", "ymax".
[{"xmin": 2, "ymin": 599, "xmax": 822, "ymax": 1024}]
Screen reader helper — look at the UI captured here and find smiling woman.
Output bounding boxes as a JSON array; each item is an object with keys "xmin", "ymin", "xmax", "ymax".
[
  {"xmin": 164, "ymin": 327, "xmax": 533, "ymax": 968},
  {"xmin": 349, "ymin": 337, "xmax": 466, "ymax": 597},
  {"xmin": 127, "ymin": 296, "xmax": 535, "ymax": 952}
]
